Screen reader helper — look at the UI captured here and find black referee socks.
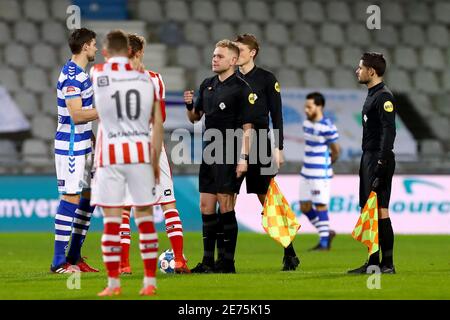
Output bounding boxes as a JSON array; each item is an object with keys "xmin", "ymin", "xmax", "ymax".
[
  {"xmin": 379, "ymin": 218, "xmax": 394, "ymax": 267},
  {"xmin": 221, "ymin": 210, "xmax": 238, "ymax": 262},
  {"xmin": 201, "ymin": 213, "xmax": 217, "ymax": 267},
  {"xmin": 216, "ymin": 208, "xmax": 225, "ymax": 260}
]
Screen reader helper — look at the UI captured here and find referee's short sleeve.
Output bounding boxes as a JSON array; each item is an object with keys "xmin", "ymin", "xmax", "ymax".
[
  {"xmin": 240, "ymin": 86, "xmax": 256, "ymax": 125},
  {"xmin": 194, "ymin": 79, "xmax": 207, "ymax": 113}
]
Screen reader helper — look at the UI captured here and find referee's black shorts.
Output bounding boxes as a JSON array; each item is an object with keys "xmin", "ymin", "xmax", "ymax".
[
  {"xmin": 244, "ymin": 128, "xmax": 274, "ymax": 195},
  {"xmin": 359, "ymin": 150, "xmax": 395, "ymax": 209},
  {"xmin": 199, "ymin": 162, "xmax": 243, "ymax": 194}
]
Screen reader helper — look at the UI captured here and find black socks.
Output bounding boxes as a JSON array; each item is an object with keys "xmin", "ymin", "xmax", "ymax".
[
  {"xmin": 201, "ymin": 213, "xmax": 217, "ymax": 267},
  {"xmin": 379, "ymin": 217, "xmax": 394, "ymax": 267},
  {"xmin": 284, "ymin": 242, "xmax": 297, "ymax": 257},
  {"xmin": 216, "ymin": 208, "xmax": 225, "ymax": 260},
  {"xmin": 221, "ymin": 210, "xmax": 238, "ymax": 262}
]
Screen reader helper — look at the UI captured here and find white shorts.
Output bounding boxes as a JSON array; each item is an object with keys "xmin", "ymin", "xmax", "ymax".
[
  {"xmin": 55, "ymin": 152, "xmax": 94, "ymax": 194},
  {"xmin": 123, "ymin": 145, "xmax": 175, "ymax": 206},
  {"xmin": 91, "ymin": 163, "xmax": 159, "ymax": 207},
  {"xmin": 299, "ymin": 175, "xmax": 331, "ymax": 205}
]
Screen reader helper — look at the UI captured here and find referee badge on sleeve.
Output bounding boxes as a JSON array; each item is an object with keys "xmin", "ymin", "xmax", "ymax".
[
  {"xmin": 248, "ymin": 93, "xmax": 257, "ymax": 105},
  {"xmin": 274, "ymin": 82, "xmax": 281, "ymax": 93},
  {"xmin": 383, "ymin": 101, "xmax": 394, "ymax": 112}
]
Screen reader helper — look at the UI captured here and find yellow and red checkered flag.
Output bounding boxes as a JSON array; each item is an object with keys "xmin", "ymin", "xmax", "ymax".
[
  {"xmin": 352, "ymin": 191, "xmax": 379, "ymax": 256},
  {"xmin": 262, "ymin": 179, "xmax": 301, "ymax": 248}
]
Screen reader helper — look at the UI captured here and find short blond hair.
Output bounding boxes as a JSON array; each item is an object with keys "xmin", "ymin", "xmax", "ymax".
[{"xmin": 215, "ymin": 39, "xmax": 239, "ymax": 57}]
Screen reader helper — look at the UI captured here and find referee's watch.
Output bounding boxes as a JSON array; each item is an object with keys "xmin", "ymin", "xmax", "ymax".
[{"xmin": 240, "ymin": 154, "xmax": 249, "ymax": 162}]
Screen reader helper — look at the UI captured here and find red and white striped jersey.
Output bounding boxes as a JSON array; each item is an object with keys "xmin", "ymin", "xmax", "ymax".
[
  {"xmin": 147, "ymin": 70, "xmax": 166, "ymax": 122},
  {"xmin": 91, "ymin": 57, "xmax": 158, "ymax": 167}
]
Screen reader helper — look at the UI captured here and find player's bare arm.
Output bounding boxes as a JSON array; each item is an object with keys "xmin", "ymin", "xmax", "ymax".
[
  {"xmin": 151, "ymin": 100, "xmax": 164, "ymax": 184},
  {"xmin": 330, "ymin": 142, "xmax": 340, "ymax": 164},
  {"xmin": 66, "ymin": 97, "xmax": 98, "ymax": 124},
  {"xmin": 237, "ymin": 123, "xmax": 253, "ymax": 178}
]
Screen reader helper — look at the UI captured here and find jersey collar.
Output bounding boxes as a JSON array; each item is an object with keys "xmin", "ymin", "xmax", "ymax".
[
  {"xmin": 368, "ymin": 82, "xmax": 385, "ymax": 96},
  {"xmin": 107, "ymin": 56, "xmax": 130, "ymax": 64}
]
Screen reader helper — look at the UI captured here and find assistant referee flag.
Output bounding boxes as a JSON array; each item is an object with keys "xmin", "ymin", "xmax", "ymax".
[{"xmin": 352, "ymin": 191, "xmax": 379, "ymax": 256}]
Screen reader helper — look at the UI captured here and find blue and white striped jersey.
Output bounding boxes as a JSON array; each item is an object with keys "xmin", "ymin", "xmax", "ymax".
[
  {"xmin": 301, "ymin": 117, "xmax": 339, "ymax": 179},
  {"xmin": 55, "ymin": 60, "xmax": 94, "ymax": 156}
]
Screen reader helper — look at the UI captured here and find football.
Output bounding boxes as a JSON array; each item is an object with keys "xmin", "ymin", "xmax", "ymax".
[{"xmin": 158, "ymin": 249, "xmax": 176, "ymax": 274}]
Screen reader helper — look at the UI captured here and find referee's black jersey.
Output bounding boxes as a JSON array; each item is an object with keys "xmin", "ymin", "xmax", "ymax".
[
  {"xmin": 194, "ymin": 73, "xmax": 254, "ymax": 131},
  {"xmin": 236, "ymin": 66, "xmax": 284, "ymax": 150},
  {"xmin": 361, "ymin": 82, "xmax": 396, "ymax": 159}
]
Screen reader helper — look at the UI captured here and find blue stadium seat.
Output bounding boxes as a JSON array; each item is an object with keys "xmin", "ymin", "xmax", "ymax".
[{"xmin": 72, "ymin": 0, "xmax": 128, "ymax": 20}]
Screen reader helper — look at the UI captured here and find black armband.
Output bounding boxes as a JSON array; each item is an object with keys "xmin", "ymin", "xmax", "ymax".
[{"xmin": 185, "ymin": 103, "xmax": 194, "ymax": 111}]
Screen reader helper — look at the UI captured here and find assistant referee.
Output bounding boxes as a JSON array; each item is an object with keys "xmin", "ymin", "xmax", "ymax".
[{"xmin": 349, "ymin": 52, "xmax": 396, "ymax": 274}]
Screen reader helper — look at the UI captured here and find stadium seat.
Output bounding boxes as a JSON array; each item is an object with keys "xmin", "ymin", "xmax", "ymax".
[
  {"xmin": 202, "ymin": 45, "xmax": 214, "ymax": 66},
  {"xmin": 50, "ymin": 0, "xmax": 71, "ymax": 21},
  {"xmin": 394, "ymin": 47, "xmax": 419, "ymax": 71},
  {"xmin": 143, "ymin": 44, "xmax": 167, "ymax": 69},
  {"xmin": 258, "ymin": 45, "xmax": 282, "ymax": 70},
  {"xmin": 420, "ymin": 139, "xmax": 444, "ymax": 156},
  {"xmin": 14, "ymin": 21, "xmax": 39, "ymax": 45},
  {"xmin": 273, "ymin": 1, "xmax": 298, "ymax": 24},
  {"xmin": 31, "ymin": 115, "xmax": 55, "ymax": 141},
  {"xmin": 326, "ymin": 2, "xmax": 351, "ymax": 23},
  {"xmin": 429, "ymin": 116, "xmax": 450, "ymax": 141},
  {"xmin": 0, "ymin": 67, "xmax": 20, "ymax": 92},
  {"xmin": 0, "ymin": 47, "xmax": 3, "ymax": 65},
  {"xmin": 0, "ymin": 0, "xmax": 21, "ymax": 22},
  {"xmin": 210, "ymin": 22, "xmax": 235, "ymax": 43},
  {"xmin": 245, "ymin": 1, "xmax": 270, "ymax": 23},
  {"xmin": 284, "ymin": 46, "xmax": 310, "ymax": 70},
  {"xmin": 346, "ymin": 24, "xmax": 372, "ymax": 47},
  {"xmin": 303, "ymin": 69, "xmax": 329, "ymax": 88},
  {"xmin": 157, "ymin": 21, "xmax": 184, "ymax": 47},
  {"xmin": 166, "ymin": 0, "xmax": 190, "ymax": 22},
  {"xmin": 154, "ymin": 67, "xmax": 186, "ymax": 91},
  {"xmin": 195, "ymin": 68, "xmax": 214, "ymax": 88},
  {"xmin": 41, "ymin": 92, "xmax": 56, "ymax": 116},
  {"xmin": 0, "ymin": 22, "xmax": 11, "ymax": 45},
  {"xmin": 137, "ymin": 0, "xmax": 164, "ymax": 24},
  {"xmin": 380, "ymin": 3, "xmax": 405, "ymax": 25},
  {"xmin": 22, "ymin": 67, "xmax": 50, "ymax": 93},
  {"xmin": 32, "ymin": 44, "xmax": 57, "ymax": 69},
  {"xmin": 385, "ymin": 68, "xmax": 413, "ymax": 92},
  {"xmin": 374, "ymin": 25, "xmax": 399, "ymax": 48},
  {"xmin": 265, "ymin": 23, "xmax": 290, "ymax": 46},
  {"xmin": 340, "ymin": 47, "xmax": 363, "ymax": 69},
  {"xmin": 176, "ymin": 45, "xmax": 201, "ymax": 70},
  {"xmin": 408, "ymin": 92, "xmax": 434, "ymax": 118},
  {"xmin": 277, "ymin": 68, "xmax": 301, "ymax": 88},
  {"xmin": 42, "ymin": 20, "xmax": 67, "ymax": 45},
  {"xmin": 433, "ymin": 94, "xmax": 450, "ymax": 117},
  {"xmin": 413, "ymin": 69, "xmax": 440, "ymax": 94},
  {"xmin": 321, "ymin": 23, "xmax": 345, "ymax": 47},
  {"xmin": 331, "ymin": 68, "xmax": 358, "ymax": 89},
  {"xmin": 184, "ymin": 22, "xmax": 209, "ymax": 46},
  {"xmin": 14, "ymin": 92, "xmax": 39, "ymax": 118},
  {"xmin": 24, "ymin": 0, "xmax": 49, "ymax": 22},
  {"xmin": 406, "ymin": 2, "xmax": 431, "ymax": 24},
  {"xmin": 236, "ymin": 22, "xmax": 263, "ymax": 42},
  {"xmin": 434, "ymin": 2, "xmax": 450, "ymax": 24},
  {"xmin": 312, "ymin": 46, "xmax": 338, "ymax": 70},
  {"xmin": 300, "ymin": 1, "xmax": 324, "ymax": 23},
  {"xmin": 0, "ymin": 140, "xmax": 19, "ymax": 165},
  {"xmin": 192, "ymin": 0, "xmax": 217, "ymax": 22},
  {"xmin": 441, "ymin": 70, "xmax": 450, "ymax": 91},
  {"xmin": 401, "ymin": 25, "xmax": 426, "ymax": 48},
  {"xmin": 4, "ymin": 44, "xmax": 29, "ymax": 69},
  {"xmin": 59, "ymin": 46, "xmax": 72, "ymax": 65},
  {"xmin": 22, "ymin": 139, "xmax": 51, "ymax": 165},
  {"xmin": 352, "ymin": 1, "xmax": 372, "ymax": 23},
  {"xmin": 218, "ymin": 1, "xmax": 243, "ymax": 23},
  {"xmin": 421, "ymin": 48, "xmax": 445, "ymax": 71},
  {"xmin": 426, "ymin": 24, "xmax": 449, "ymax": 48},
  {"xmin": 292, "ymin": 23, "xmax": 317, "ymax": 47}
]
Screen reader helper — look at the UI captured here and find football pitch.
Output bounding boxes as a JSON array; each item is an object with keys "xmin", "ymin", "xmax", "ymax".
[{"xmin": 0, "ymin": 232, "xmax": 449, "ymax": 300}]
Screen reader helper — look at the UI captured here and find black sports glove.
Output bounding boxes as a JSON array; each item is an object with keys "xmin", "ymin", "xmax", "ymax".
[{"xmin": 372, "ymin": 159, "xmax": 387, "ymax": 191}]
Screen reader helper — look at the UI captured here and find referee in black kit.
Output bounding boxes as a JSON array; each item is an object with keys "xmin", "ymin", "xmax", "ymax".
[
  {"xmin": 184, "ymin": 40, "xmax": 254, "ymax": 273},
  {"xmin": 219, "ymin": 33, "xmax": 299, "ymax": 271},
  {"xmin": 349, "ymin": 52, "xmax": 396, "ymax": 274}
]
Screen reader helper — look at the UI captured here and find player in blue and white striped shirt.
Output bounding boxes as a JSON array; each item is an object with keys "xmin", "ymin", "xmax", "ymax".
[
  {"xmin": 300, "ymin": 92, "xmax": 340, "ymax": 251},
  {"xmin": 51, "ymin": 28, "xmax": 99, "ymax": 273}
]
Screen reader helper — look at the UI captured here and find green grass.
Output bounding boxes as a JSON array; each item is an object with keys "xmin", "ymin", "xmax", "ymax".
[{"xmin": 0, "ymin": 232, "xmax": 449, "ymax": 300}]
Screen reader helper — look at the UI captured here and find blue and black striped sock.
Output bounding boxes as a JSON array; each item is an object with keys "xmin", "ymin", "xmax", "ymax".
[
  {"xmin": 52, "ymin": 200, "xmax": 78, "ymax": 268},
  {"xmin": 67, "ymin": 197, "xmax": 95, "ymax": 264},
  {"xmin": 316, "ymin": 209, "xmax": 330, "ymax": 248}
]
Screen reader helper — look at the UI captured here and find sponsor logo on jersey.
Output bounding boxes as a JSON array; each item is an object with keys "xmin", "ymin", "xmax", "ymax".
[
  {"xmin": 66, "ymin": 86, "xmax": 76, "ymax": 93},
  {"xmin": 97, "ymin": 76, "xmax": 109, "ymax": 87},
  {"xmin": 383, "ymin": 101, "xmax": 394, "ymax": 112},
  {"xmin": 164, "ymin": 189, "xmax": 172, "ymax": 196},
  {"xmin": 57, "ymin": 180, "xmax": 65, "ymax": 187}
]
